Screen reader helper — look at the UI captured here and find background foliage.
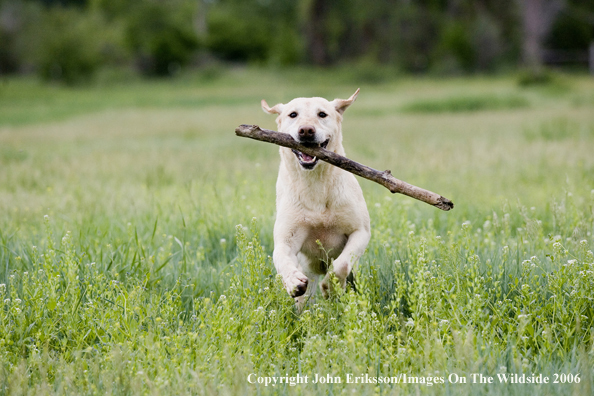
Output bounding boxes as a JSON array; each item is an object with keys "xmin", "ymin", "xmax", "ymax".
[{"xmin": 0, "ymin": 0, "xmax": 593, "ymax": 83}]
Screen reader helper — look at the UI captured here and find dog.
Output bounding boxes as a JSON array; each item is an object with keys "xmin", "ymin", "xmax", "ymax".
[{"xmin": 261, "ymin": 89, "xmax": 370, "ymax": 305}]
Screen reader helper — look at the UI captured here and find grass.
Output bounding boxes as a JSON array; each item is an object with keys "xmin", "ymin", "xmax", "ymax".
[
  {"xmin": 400, "ymin": 94, "xmax": 530, "ymax": 113},
  {"xmin": 0, "ymin": 69, "xmax": 593, "ymax": 395}
]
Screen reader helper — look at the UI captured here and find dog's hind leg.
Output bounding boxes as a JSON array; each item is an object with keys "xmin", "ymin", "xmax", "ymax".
[
  {"xmin": 320, "ymin": 228, "xmax": 370, "ymax": 295},
  {"xmin": 346, "ymin": 271, "xmax": 357, "ymax": 293},
  {"xmin": 319, "ymin": 270, "xmax": 356, "ymax": 298}
]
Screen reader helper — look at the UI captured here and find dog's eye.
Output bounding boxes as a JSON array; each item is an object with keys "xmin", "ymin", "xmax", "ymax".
[
  {"xmin": 289, "ymin": 112, "xmax": 298, "ymax": 118},
  {"xmin": 318, "ymin": 112, "xmax": 327, "ymax": 118}
]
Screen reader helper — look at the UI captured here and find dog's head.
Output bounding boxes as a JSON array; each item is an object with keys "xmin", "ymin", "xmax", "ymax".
[{"xmin": 261, "ymin": 89, "xmax": 359, "ymax": 170}]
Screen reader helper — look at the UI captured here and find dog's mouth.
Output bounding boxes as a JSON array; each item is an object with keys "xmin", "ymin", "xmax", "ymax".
[{"xmin": 292, "ymin": 139, "xmax": 329, "ymax": 170}]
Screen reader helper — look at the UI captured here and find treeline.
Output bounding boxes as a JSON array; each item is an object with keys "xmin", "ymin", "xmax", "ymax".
[{"xmin": 0, "ymin": 0, "xmax": 592, "ymax": 84}]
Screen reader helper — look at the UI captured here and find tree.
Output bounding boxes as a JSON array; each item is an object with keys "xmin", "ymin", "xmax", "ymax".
[{"xmin": 520, "ymin": 0, "xmax": 563, "ymax": 71}]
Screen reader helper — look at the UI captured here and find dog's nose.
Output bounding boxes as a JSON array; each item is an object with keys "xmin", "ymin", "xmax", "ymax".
[{"xmin": 298, "ymin": 125, "xmax": 316, "ymax": 141}]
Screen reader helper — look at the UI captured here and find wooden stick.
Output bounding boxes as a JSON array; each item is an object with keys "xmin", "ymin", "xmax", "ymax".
[{"xmin": 235, "ymin": 124, "xmax": 454, "ymax": 211}]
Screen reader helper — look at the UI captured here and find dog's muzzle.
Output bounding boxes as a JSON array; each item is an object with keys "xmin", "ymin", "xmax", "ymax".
[{"xmin": 292, "ymin": 139, "xmax": 329, "ymax": 170}]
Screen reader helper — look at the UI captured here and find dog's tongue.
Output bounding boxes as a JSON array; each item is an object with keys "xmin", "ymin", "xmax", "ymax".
[{"xmin": 301, "ymin": 152, "xmax": 315, "ymax": 162}]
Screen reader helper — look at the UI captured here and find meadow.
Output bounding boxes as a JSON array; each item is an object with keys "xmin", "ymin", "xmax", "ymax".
[{"xmin": 0, "ymin": 69, "xmax": 593, "ymax": 395}]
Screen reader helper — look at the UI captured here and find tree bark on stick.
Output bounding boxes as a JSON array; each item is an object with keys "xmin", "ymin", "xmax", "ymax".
[{"xmin": 235, "ymin": 124, "xmax": 454, "ymax": 211}]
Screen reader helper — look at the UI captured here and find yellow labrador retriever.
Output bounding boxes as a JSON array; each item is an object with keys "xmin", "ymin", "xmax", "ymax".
[{"xmin": 261, "ymin": 89, "xmax": 370, "ymax": 304}]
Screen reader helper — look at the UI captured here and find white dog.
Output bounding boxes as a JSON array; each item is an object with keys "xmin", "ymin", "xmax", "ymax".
[{"xmin": 261, "ymin": 89, "xmax": 370, "ymax": 304}]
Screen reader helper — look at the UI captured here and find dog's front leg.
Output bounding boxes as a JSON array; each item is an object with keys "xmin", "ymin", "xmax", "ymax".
[
  {"xmin": 273, "ymin": 225, "xmax": 310, "ymax": 298},
  {"xmin": 321, "ymin": 228, "xmax": 370, "ymax": 297}
]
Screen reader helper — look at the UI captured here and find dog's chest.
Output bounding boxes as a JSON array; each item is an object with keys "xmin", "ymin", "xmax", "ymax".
[
  {"xmin": 298, "ymin": 208, "xmax": 352, "ymax": 263},
  {"xmin": 301, "ymin": 225, "xmax": 348, "ymax": 263}
]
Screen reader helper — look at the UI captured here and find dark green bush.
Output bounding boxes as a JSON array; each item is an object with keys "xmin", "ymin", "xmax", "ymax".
[
  {"xmin": 438, "ymin": 21, "xmax": 476, "ymax": 73},
  {"xmin": 30, "ymin": 8, "xmax": 122, "ymax": 84},
  {"xmin": 546, "ymin": 12, "xmax": 592, "ymax": 52},
  {"xmin": 206, "ymin": 6, "xmax": 269, "ymax": 62},
  {"xmin": 268, "ymin": 25, "xmax": 304, "ymax": 66},
  {"xmin": 125, "ymin": 0, "xmax": 199, "ymax": 76},
  {"xmin": 0, "ymin": 28, "xmax": 19, "ymax": 74}
]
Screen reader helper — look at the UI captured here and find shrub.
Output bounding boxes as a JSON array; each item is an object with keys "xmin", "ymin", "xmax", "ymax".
[
  {"xmin": 125, "ymin": 0, "xmax": 199, "ymax": 76},
  {"xmin": 29, "ymin": 8, "xmax": 113, "ymax": 84},
  {"xmin": 206, "ymin": 5, "xmax": 270, "ymax": 62},
  {"xmin": 26, "ymin": 7, "xmax": 126, "ymax": 84},
  {"xmin": 437, "ymin": 21, "xmax": 476, "ymax": 73}
]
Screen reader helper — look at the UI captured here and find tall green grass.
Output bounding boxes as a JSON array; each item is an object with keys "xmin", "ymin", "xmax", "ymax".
[{"xmin": 0, "ymin": 70, "xmax": 593, "ymax": 395}]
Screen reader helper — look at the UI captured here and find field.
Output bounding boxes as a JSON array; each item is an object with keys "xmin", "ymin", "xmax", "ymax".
[{"xmin": 0, "ymin": 69, "xmax": 593, "ymax": 395}]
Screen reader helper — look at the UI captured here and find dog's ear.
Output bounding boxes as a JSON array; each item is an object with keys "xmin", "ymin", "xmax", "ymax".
[
  {"xmin": 261, "ymin": 100, "xmax": 284, "ymax": 115},
  {"xmin": 331, "ymin": 88, "xmax": 360, "ymax": 114},
  {"xmin": 332, "ymin": 88, "xmax": 360, "ymax": 115}
]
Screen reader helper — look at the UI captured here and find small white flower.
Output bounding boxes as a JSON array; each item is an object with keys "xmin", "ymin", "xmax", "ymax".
[
  {"xmin": 386, "ymin": 334, "xmax": 394, "ymax": 341},
  {"xmin": 15, "ymin": 299, "xmax": 21, "ymax": 304}
]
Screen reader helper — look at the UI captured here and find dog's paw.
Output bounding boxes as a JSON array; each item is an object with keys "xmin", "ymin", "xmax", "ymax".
[{"xmin": 284, "ymin": 271, "xmax": 309, "ymax": 297}]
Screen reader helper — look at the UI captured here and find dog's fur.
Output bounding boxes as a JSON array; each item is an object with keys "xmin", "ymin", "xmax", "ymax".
[{"xmin": 261, "ymin": 89, "xmax": 370, "ymax": 304}]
